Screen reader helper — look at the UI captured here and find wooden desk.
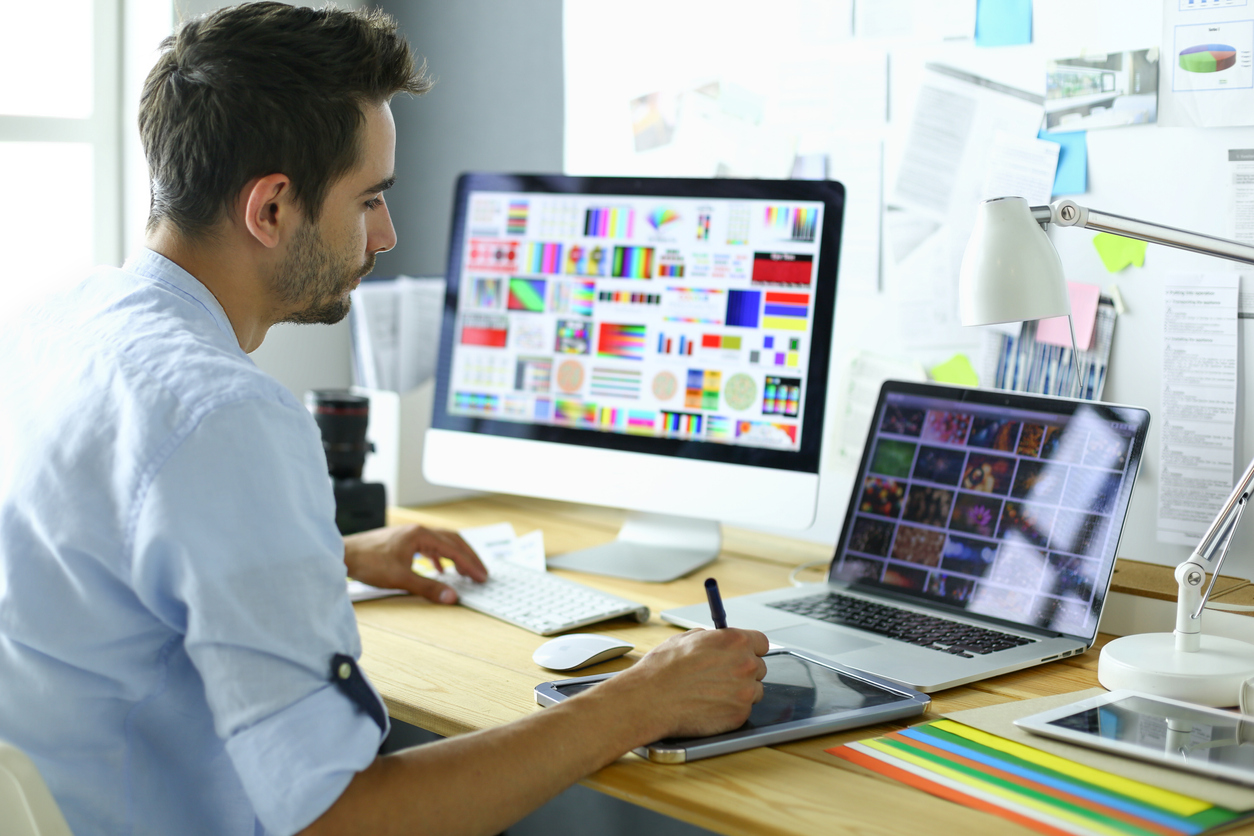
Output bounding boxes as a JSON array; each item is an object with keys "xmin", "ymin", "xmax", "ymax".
[{"xmin": 354, "ymin": 495, "xmax": 1252, "ymax": 836}]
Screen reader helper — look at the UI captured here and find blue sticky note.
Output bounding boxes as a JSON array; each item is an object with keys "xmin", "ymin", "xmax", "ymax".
[
  {"xmin": 975, "ymin": 0, "xmax": 1032, "ymax": 47},
  {"xmin": 1037, "ymin": 128, "xmax": 1087, "ymax": 196}
]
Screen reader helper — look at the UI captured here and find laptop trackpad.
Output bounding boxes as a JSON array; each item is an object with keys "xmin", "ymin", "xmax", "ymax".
[{"xmin": 769, "ymin": 625, "xmax": 880, "ymax": 657}]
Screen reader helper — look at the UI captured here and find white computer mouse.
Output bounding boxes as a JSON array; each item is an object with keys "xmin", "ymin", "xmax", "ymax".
[{"xmin": 532, "ymin": 633, "xmax": 634, "ymax": 672}]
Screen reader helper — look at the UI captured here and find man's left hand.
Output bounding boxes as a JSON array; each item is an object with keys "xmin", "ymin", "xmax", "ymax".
[{"xmin": 343, "ymin": 524, "xmax": 487, "ymax": 604}]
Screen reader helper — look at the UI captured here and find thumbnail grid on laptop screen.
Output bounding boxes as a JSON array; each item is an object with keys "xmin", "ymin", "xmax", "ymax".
[
  {"xmin": 446, "ymin": 190, "xmax": 824, "ymax": 452},
  {"xmin": 832, "ymin": 392, "xmax": 1143, "ymax": 638}
]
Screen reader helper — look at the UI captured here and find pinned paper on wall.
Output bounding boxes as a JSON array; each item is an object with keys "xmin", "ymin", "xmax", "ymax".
[
  {"xmin": 979, "ymin": 131, "xmax": 1060, "ymax": 207},
  {"xmin": 974, "ymin": 0, "xmax": 1031, "ymax": 47},
  {"xmin": 1044, "ymin": 49, "xmax": 1159, "ymax": 133},
  {"xmin": 1092, "ymin": 232, "xmax": 1148, "ymax": 273},
  {"xmin": 1036, "ymin": 281, "xmax": 1101, "ymax": 351},
  {"xmin": 1036, "ymin": 128, "xmax": 1086, "ymax": 195},
  {"xmin": 929, "ymin": 354, "xmax": 979, "ymax": 386}
]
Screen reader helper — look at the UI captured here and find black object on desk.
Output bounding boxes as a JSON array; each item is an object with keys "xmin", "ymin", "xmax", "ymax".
[{"xmin": 307, "ymin": 390, "xmax": 387, "ymax": 535}]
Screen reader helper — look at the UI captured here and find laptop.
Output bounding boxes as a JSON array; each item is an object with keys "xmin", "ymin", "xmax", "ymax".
[{"xmin": 662, "ymin": 380, "xmax": 1151, "ymax": 692}]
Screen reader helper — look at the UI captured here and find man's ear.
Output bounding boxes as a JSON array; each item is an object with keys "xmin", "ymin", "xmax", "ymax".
[{"xmin": 241, "ymin": 173, "xmax": 295, "ymax": 249}]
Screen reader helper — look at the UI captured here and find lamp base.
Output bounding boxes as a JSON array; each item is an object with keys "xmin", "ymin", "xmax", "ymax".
[{"xmin": 1098, "ymin": 633, "xmax": 1254, "ymax": 707}]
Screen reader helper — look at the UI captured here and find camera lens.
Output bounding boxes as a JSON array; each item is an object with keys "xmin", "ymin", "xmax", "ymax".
[{"xmin": 306, "ymin": 390, "xmax": 371, "ymax": 480}]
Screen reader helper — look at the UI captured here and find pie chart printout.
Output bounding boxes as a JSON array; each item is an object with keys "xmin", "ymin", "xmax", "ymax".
[{"xmin": 1179, "ymin": 43, "xmax": 1238, "ymax": 72}]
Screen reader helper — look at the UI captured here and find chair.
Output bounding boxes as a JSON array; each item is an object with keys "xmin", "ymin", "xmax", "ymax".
[{"xmin": 0, "ymin": 741, "xmax": 72, "ymax": 836}]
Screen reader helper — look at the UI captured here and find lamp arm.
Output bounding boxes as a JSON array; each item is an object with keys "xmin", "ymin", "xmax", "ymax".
[
  {"xmin": 1170, "ymin": 456, "xmax": 1254, "ymax": 652},
  {"xmin": 1027, "ymin": 199, "xmax": 1254, "ymax": 265}
]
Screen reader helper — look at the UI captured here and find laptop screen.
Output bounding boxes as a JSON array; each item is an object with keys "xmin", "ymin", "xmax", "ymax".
[{"xmin": 830, "ymin": 382, "xmax": 1150, "ymax": 641}]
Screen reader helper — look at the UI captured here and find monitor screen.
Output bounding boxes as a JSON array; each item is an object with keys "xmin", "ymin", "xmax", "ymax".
[
  {"xmin": 431, "ymin": 174, "xmax": 844, "ymax": 476},
  {"xmin": 829, "ymin": 383, "xmax": 1150, "ymax": 640}
]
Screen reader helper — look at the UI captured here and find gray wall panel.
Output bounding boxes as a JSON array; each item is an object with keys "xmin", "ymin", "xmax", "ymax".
[{"xmin": 375, "ymin": 0, "xmax": 565, "ymax": 279}]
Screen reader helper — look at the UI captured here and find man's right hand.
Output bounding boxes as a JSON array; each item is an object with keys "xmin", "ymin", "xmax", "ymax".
[{"xmin": 593, "ymin": 628, "xmax": 770, "ymax": 741}]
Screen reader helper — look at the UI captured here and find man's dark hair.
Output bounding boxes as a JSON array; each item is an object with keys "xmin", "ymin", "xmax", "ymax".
[{"xmin": 139, "ymin": 2, "xmax": 430, "ymax": 237}]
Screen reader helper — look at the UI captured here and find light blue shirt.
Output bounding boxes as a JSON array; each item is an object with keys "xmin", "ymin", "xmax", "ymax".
[{"xmin": 0, "ymin": 250, "xmax": 387, "ymax": 835}]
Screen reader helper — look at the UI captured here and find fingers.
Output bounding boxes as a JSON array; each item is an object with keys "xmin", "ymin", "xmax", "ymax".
[
  {"xmin": 407, "ymin": 526, "xmax": 487, "ymax": 582},
  {"xmin": 403, "ymin": 575, "xmax": 460, "ymax": 605}
]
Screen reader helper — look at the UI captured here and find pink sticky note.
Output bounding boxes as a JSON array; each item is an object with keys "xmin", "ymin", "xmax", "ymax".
[{"xmin": 1036, "ymin": 282, "xmax": 1101, "ymax": 351}]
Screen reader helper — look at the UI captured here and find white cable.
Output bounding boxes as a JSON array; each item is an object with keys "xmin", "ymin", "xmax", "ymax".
[{"xmin": 788, "ymin": 560, "xmax": 830, "ymax": 587}]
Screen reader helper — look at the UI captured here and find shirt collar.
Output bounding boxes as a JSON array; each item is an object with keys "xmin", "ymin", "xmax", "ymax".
[{"xmin": 123, "ymin": 248, "xmax": 240, "ymax": 346}]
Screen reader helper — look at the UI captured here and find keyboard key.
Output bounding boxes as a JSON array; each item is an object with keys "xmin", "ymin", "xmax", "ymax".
[
  {"xmin": 769, "ymin": 592, "xmax": 1032, "ymax": 656},
  {"xmin": 436, "ymin": 560, "xmax": 649, "ymax": 636}
]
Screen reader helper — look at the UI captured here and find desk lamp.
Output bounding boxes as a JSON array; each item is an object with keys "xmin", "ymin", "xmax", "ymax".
[{"xmin": 959, "ymin": 196, "xmax": 1254, "ymax": 707}]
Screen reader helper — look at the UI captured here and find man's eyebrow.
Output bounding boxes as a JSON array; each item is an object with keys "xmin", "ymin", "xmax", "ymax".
[{"xmin": 359, "ymin": 176, "xmax": 396, "ymax": 198}]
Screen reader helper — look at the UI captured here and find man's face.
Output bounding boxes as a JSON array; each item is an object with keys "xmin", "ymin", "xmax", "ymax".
[{"xmin": 271, "ymin": 102, "xmax": 398, "ymax": 325}]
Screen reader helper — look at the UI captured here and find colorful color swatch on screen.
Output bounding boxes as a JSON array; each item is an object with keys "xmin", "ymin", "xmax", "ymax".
[
  {"xmin": 565, "ymin": 245, "xmax": 606, "ymax": 277},
  {"xmin": 591, "ymin": 367, "xmax": 642, "ymax": 399},
  {"xmin": 584, "ymin": 207, "xmax": 634, "ymax": 238},
  {"xmin": 472, "ymin": 278, "xmax": 502, "ymax": 309},
  {"xmin": 762, "ymin": 291, "xmax": 809, "ymax": 331},
  {"xmin": 737, "ymin": 420, "xmax": 798, "ymax": 446},
  {"xmin": 555, "ymin": 398, "xmax": 597, "ymax": 427},
  {"xmin": 506, "ymin": 200, "xmax": 528, "ymax": 235},
  {"xmin": 657, "ymin": 250, "xmax": 685, "ymax": 277},
  {"xmin": 460, "ymin": 314, "xmax": 508, "ymax": 347},
  {"xmin": 665, "ymin": 287, "xmax": 727, "ymax": 324},
  {"xmin": 725, "ymin": 289, "xmax": 761, "ymax": 328},
  {"xmin": 763, "ymin": 376, "xmax": 801, "ymax": 417},
  {"xmin": 468, "ymin": 239, "xmax": 519, "ymax": 272},
  {"xmin": 696, "ymin": 210, "xmax": 712, "ymax": 241},
  {"xmin": 701, "ymin": 334, "xmax": 742, "ymax": 351},
  {"xmin": 647, "ymin": 207, "xmax": 680, "ymax": 230},
  {"xmin": 662, "ymin": 411, "xmax": 704, "ymax": 438},
  {"xmin": 706, "ymin": 415, "xmax": 734, "ymax": 441},
  {"xmin": 612, "ymin": 246, "xmax": 655, "ymax": 278},
  {"xmin": 626, "ymin": 409, "xmax": 656, "ymax": 434},
  {"xmin": 685, "ymin": 369, "xmax": 722, "ymax": 411},
  {"xmin": 599, "ymin": 291, "xmax": 660, "ymax": 305},
  {"xmin": 554, "ymin": 280, "xmax": 596, "ymax": 316},
  {"xmin": 454, "ymin": 391, "xmax": 499, "ymax": 414},
  {"xmin": 525, "ymin": 242, "xmax": 563, "ymax": 274},
  {"xmin": 555, "ymin": 320, "xmax": 591, "ymax": 354},
  {"xmin": 765, "ymin": 205, "xmax": 818, "ymax": 242},
  {"xmin": 514, "ymin": 357, "xmax": 552, "ymax": 392},
  {"xmin": 597, "ymin": 323, "xmax": 646, "ymax": 360},
  {"xmin": 752, "ymin": 252, "xmax": 813, "ymax": 286},
  {"xmin": 507, "ymin": 278, "xmax": 547, "ymax": 312},
  {"xmin": 657, "ymin": 333, "xmax": 694, "ymax": 356}
]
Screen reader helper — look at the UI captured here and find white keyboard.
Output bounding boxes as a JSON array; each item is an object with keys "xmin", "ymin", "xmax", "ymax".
[{"xmin": 437, "ymin": 560, "xmax": 650, "ymax": 635}]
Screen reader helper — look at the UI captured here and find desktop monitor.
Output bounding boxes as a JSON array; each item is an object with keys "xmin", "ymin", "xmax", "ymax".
[{"xmin": 424, "ymin": 173, "xmax": 844, "ymax": 581}]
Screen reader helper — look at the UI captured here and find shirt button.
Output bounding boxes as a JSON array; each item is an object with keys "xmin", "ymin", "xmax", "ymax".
[{"xmin": 338, "ymin": 662, "xmax": 352, "ymax": 680}]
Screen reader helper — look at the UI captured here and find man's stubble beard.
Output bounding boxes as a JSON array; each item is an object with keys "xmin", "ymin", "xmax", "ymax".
[{"xmin": 271, "ymin": 220, "xmax": 375, "ymax": 325}]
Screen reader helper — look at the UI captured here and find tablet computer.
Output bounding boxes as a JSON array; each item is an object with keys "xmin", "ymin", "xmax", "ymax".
[
  {"xmin": 534, "ymin": 648, "xmax": 929, "ymax": 763},
  {"xmin": 1015, "ymin": 689, "xmax": 1254, "ymax": 785}
]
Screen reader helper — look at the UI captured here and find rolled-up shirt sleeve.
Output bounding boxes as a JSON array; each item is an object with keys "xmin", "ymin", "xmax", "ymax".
[{"xmin": 129, "ymin": 395, "xmax": 387, "ymax": 835}]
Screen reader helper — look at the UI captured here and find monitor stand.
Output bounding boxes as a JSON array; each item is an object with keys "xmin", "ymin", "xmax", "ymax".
[{"xmin": 547, "ymin": 512, "xmax": 721, "ymax": 583}]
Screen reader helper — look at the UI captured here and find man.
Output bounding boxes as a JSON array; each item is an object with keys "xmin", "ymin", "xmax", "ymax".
[{"xmin": 0, "ymin": 4, "xmax": 769, "ymax": 835}]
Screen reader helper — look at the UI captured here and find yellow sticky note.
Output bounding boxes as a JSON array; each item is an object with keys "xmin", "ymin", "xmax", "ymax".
[
  {"xmin": 930, "ymin": 354, "xmax": 978, "ymax": 387},
  {"xmin": 1092, "ymin": 232, "xmax": 1147, "ymax": 273}
]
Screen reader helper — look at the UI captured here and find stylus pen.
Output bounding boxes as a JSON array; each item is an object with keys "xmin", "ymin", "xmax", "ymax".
[{"xmin": 704, "ymin": 577, "xmax": 728, "ymax": 629}]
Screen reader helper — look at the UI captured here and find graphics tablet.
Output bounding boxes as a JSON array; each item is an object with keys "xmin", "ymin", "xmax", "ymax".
[
  {"xmin": 534, "ymin": 648, "xmax": 929, "ymax": 763},
  {"xmin": 1016, "ymin": 689, "xmax": 1254, "ymax": 785}
]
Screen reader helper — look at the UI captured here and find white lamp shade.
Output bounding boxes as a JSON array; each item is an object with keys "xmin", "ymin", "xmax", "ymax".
[{"xmin": 959, "ymin": 197, "xmax": 1071, "ymax": 326}]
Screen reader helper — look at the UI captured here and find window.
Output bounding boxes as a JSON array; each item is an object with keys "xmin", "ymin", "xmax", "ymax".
[{"xmin": 0, "ymin": 0, "xmax": 121, "ymax": 320}]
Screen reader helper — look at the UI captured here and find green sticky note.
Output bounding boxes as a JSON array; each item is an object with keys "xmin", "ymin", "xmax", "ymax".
[
  {"xmin": 1092, "ymin": 232, "xmax": 1147, "ymax": 272},
  {"xmin": 931, "ymin": 354, "xmax": 978, "ymax": 387}
]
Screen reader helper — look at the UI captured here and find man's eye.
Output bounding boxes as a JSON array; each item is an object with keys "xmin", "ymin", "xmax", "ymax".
[{"xmin": 365, "ymin": 196, "xmax": 384, "ymax": 210}]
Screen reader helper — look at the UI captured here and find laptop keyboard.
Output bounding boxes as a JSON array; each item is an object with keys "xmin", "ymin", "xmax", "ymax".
[{"xmin": 768, "ymin": 592, "xmax": 1034, "ymax": 657}]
